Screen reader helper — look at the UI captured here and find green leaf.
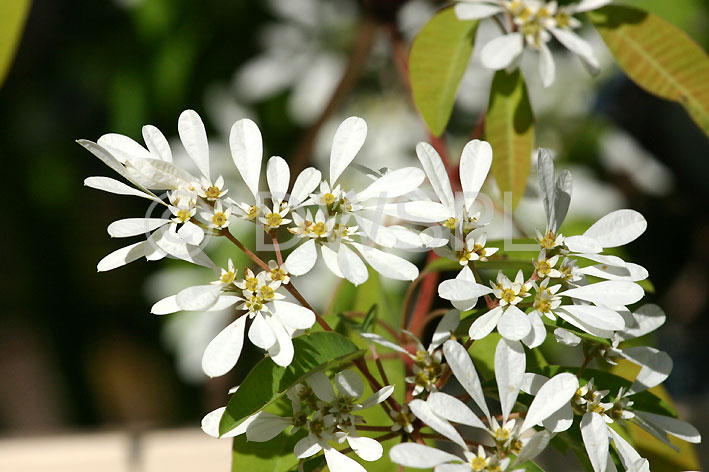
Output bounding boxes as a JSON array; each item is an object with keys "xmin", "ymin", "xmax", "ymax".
[
  {"xmin": 0, "ymin": 0, "xmax": 31, "ymax": 87},
  {"xmin": 486, "ymin": 69, "xmax": 535, "ymax": 210},
  {"xmin": 588, "ymin": 5, "xmax": 709, "ymax": 135},
  {"xmin": 409, "ymin": 7, "xmax": 478, "ymax": 136},
  {"xmin": 231, "ymin": 429, "xmax": 307, "ymax": 472},
  {"xmin": 220, "ymin": 331, "xmax": 364, "ymax": 434}
]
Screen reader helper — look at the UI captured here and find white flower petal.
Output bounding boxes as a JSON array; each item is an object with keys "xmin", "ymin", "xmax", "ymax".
[
  {"xmin": 409, "ymin": 399, "xmax": 467, "ymax": 448},
  {"xmin": 431, "ymin": 310, "xmax": 460, "ymax": 350},
  {"xmin": 539, "ymin": 41, "xmax": 556, "ymax": 87},
  {"xmin": 207, "ymin": 295, "xmax": 239, "ymax": 312},
  {"xmin": 335, "ymin": 370, "xmax": 364, "ymax": 399},
  {"xmin": 513, "ymin": 430, "xmax": 552, "ymax": 465},
  {"xmin": 468, "ymin": 306, "xmax": 505, "ymax": 340},
  {"xmin": 266, "ymin": 155, "xmax": 290, "ymax": 204},
  {"xmin": 554, "ymin": 328, "xmax": 581, "ymax": 346},
  {"xmin": 622, "ymin": 346, "xmax": 673, "ymax": 393},
  {"xmin": 636, "ymin": 412, "xmax": 701, "ymax": 443},
  {"xmin": 356, "ymin": 167, "xmax": 424, "ymax": 202},
  {"xmin": 561, "ymin": 281, "xmax": 644, "ymax": 307},
  {"xmin": 382, "ymin": 201, "xmax": 454, "ymax": 223},
  {"xmin": 151, "ymin": 295, "xmax": 180, "ymax": 315},
  {"xmin": 557, "ymin": 304, "xmax": 626, "ymax": 332},
  {"xmin": 201, "ymin": 407, "xmax": 238, "ymax": 438},
  {"xmin": 178, "ymin": 110, "xmax": 210, "ymax": 179},
  {"xmin": 202, "ymin": 317, "xmax": 247, "ymax": 378},
  {"xmin": 389, "ymin": 443, "xmax": 461, "ymax": 468},
  {"xmin": 324, "ymin": 446, "xmax": 367, "ymax": 472},
  {"xmin": 290, "ymin": 167, "xmax": 322, "ymax": 206},
  {"xmin": 346, "ymin": 436, "xmax": 383, "ymax": 461},
  {"xmin": 480, "ymin": 33, "xmax": 524, "ymax": 70},
  {"xmin": 607, "ymin": 428, "xmax": 643, "ymax": 469},
  {"xmin": 229, "ymin": 118, "xmax": 263, "ymax": 200},
  {"xmin": 542, "ymin": 403, "xmax": 574, "ymax": 433},
  {"xmin": 337, "ymin": 241, "xmax": 369, "ymax": 286},
  {"xmin": 98, "ymin": 133, "xmax": 153, "ymax": 161},
  {"xmin": 285, "ymin": 239, "xmax": 318, "ymax": 276},
  {"xmin": 427, "ymin": 392, "xmax": 487, "ymax": 430},
  {"xmin": 583, "ymin": 209, "xmax": 647, "ymax": 248},
  {"xmin": 495, "ymin": 338, "xmax": 526, "ymax": 421},
  {"xmin": 551, "ymin": 27, "xmax": 600, "ymax": 74},
  {"xmin": 573, "ymin": 0, "xmax": 612, "ymax": 12},
  {"xmin": 438, "ymin": 279, "xmax": 493, "ymax": 302},
  {"xmin": 321, "ymin": 243, "xmax": 345, "ymax": 278},
  {"xmin": 176, "ymin": 284, "xmax": 222, "ymax": 311},
  {"xmin": 580, "ymin": 263, "xmax": 648, "ymax": 282},
  {"xmin": 271, "ymin": 301, "xmax": 315, "ymax": 330},
  {"xmin": 354, "ymin": 215, "xmax": 397, "ymax": 248},
  {"xmin": 617, "ymin": 304, "xmax": 665, "ymax": 341},
  {"xmin": 125, "ymin": 157, "xmax": 195, "ymax": 190},
  {"xmin": 97, "ymin": 241, "xmax": 146, "ymax": 272},
  {"xmin": 330, "ymin": 116, "xmax": 367, "ymax": 184},
  {"xmin": 497, "ymin": 305, "xmax": 532, "ymax": 341},
  {"xmin": 443, "ymin": 340, "xmax": 490, "ymax": 420},
  {"xmin": 416, "ymin": 142, "xmax": 455, "ymax": 209},
  {"xmin": 248, "ymin": 313, "xmax": 277, "ymax": 350},
  {"xmin": 523, "ymin": 311, "xmax": 547, "ymax": 348},
  {"xmin": 360, "ymin": 385, "xmax": 395, "ymax": 409},
  {"xmin": 142, "ymin": 124, "xmax": 172, "ymax": 162},
  {"xmin": 107, "ymin": 218, "xmax": 170, "ymax": 238},
  {"xmin": 294, "ymin": 434, "xmax": 323, "ymax": 459},
  {"xmin": 244, "ymin": 411, "xmax": 291, "ymax": 442},
  {"xmin": 459, "ymin": 139, "xmax": 492, "ymax": 211},
  {"xmin": 521, "ymin": 373, "xmax": 578, "ymax": 433},
  {"xmin": 454, "ymin": 2, "xmax": 504, "ymax": 19},
  {"xmin": 555, "ymin": 309, "xmax": 615, "ymax": 338},
  {"xmin": 360, "ymin": 333, "xmax": 409, "ymax": 355},
  {"xmin": 79, "ymin": 139, "xmax": 135, "ymax": 183},
  {"xmin": 565, "ymin": 235, "xmax": 602, "ymax": 254},
  {"xmin": 351, "ymin": 243, "xmax": 418, "ymax": 281},
  {"xmin": 307, "ymin": 372, "xmax": 336, "ymax": 402},
  {"xmin": 84, "ymin": 176, "xmax": 162, "ymax": 203},
  {"xmin": 580, "ymin": 412, "xmax": 610, "ymax": 472},
  {"xmin": 266, "ymin": 316, "xmax": 295, "ymax": 367}
]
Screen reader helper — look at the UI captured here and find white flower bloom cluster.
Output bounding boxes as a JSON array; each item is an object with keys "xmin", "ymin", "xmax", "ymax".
[
  {"xmin": 203, "ymin": 370, "xmax": 394, "ymax": 472},
  {"xmin": 82, "ymin": 111, "xmax": 701, "ymax": 472},
  {"xmin": 454, "ymin": 0, "xmax": 612, "ymax": 86}
]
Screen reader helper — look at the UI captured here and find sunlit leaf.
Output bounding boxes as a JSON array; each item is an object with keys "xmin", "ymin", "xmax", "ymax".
[
  {"xmin": 588, "ymin": 5, "xmax": 709, "ymax": 135},
  {"xmin": 486, "ymin": 69, "xmax": 535, "ymax": 210},
  {"xmin": 409, "ymin": 7, "xmax": 478, "ymax": 136},
  {"xmin": 220, "ymin": 331, "xmax": 364, "ymax": 434},
  {"xmin": 0, "ymin": 0, "xmax": 31, "ymax": 87}
]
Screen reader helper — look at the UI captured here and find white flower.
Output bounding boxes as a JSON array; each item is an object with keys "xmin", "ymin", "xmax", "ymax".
[
  {"xmin": 284, "ymin": 117, "xmax": 423, "ymax": 285},
  {"xmin": 390, "ymin": 339, "xmax": 578, "ymax": 470},
  {"xmin": 80, "ymin": 111, "xmax": 235, "ymax": 271},
  {"xmin": 150, "ymin": 264, "xmax": 316, "ymax": 374},
  {"xmin": 229, "ymin": 118, "xmax": 322, "ymax": 229},
  {"xmin": 454, "ymin": 0, "xmax": 612, "ymax": 86},
  {"xmin": 205, "ymin": 370, "xmax": 394, "ymax": 472},
  {"xmin": 361, "ymin": 310, "xmax": 460, "ymax": 395},
  {"xmin": 200, "ymin": 200, "xmax": 232, "ymax": 229}
]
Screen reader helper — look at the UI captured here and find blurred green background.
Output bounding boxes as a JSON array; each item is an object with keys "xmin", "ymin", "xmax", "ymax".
[{"xmin": 0, "ymin": 2, "xmax": 707, "ymax": 469}]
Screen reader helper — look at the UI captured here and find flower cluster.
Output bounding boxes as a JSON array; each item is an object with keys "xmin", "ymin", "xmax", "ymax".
[
  {"xmin": 81, "ymin": 111, "xmax": 700, "ymax": 472},
  {"xmin": 455, "ymin": 0, "xmax": 611, "ymax": 86}
]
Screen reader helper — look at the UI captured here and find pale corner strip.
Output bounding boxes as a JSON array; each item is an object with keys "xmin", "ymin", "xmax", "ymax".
[{"xmin": 0, "ymin": 428, "xmax": 230, "ymax": 472}]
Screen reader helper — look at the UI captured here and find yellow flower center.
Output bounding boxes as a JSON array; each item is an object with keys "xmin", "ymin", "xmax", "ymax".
[
  {"xmin": 212, "ymin": 212, "xmax": 227, "ymax": 227},
  {"xmin": 323, "ymin": 193, "xmax": 336, "ymax": 205},
  {"xmin": 220, "ymin": 271, "xmax": 235, "ymax": 284},
  {"xmin": 312, "ymin": 222, "xmax": 328, "ymax": 237},
  {"xmin": 265, "ymin": 212, "xmax": 282, "ymax": 227},
  {"xmin": 501, "ymin": 288, "xmax": 517, "ymax": 304},
  {"xmin": 494, "ymin": 427, "xmax": 510, "ymax": 441},
  {"xmin": 471, "ymin": 456, "xmax": 488, "ymax": 471},
  {"xmin": 536, "ymin": 259, "xmax": 551, "ymax": 275},
  {"xmin": 260, "ymin": 285, "xmax": 275, "ymax": 300},
  {"xmin": 556, "ymin": 11, "xmax": 570, "ymax": 28},
  {"xmin": 444, "ymin": 217, "xmax": 457, "ymax": 230},
  {"xmin": 205, "ymin": 186, "xmax": 221, "ymax": 200},
  {"xmin": 247, "ymin": 206, "xmax": 260, "ymax": 219},
  {"xmin": 539, "ymin": 230, "xmax": 557, "ymax": 249},
  {"xmin": 245, "ymin": 277, "xmax": 258, "ymax": 292},
  {"xmin": 176, "ymin": 209, "xmax": 192, "ymax": 222},
  {"xmin": 270, "ymin": 268, "xmax": 287, "ymax": 281},
  {"xmin": 536, "ymin": 298, "xmax": 552, "ymax": 313}
]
